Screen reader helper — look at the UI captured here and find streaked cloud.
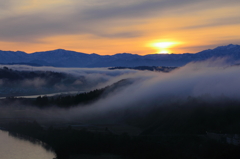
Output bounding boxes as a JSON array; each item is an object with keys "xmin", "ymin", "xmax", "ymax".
[{"xmin": 0, "ymin": 0, "xmax": 240, "ymax": 54}]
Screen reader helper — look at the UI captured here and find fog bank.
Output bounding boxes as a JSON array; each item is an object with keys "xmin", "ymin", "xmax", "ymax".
[{"xmin": 1, "ymin": 59, "xmax": 240, "ymax": 124}]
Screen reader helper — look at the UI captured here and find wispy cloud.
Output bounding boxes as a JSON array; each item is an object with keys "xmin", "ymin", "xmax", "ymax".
[
  {"xmin": 181, "ymin": 16, "xmax": 240, "ymax": 30},
  {"xmin": 0, "ymin": 0, "xmax": 240, "ymax": 54}
]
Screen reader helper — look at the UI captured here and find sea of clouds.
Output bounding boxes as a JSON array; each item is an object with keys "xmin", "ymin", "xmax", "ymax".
[{"xmin": 1, "ymin": 58, "xmax": 240, "ymax": 124}]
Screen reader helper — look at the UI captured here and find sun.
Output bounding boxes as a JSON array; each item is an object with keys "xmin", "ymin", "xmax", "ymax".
[
  {"xmin": 159, "ymin": 49, "xmax": 170, "ymax": 54},
  {"xmin": 149, "ymin": 41, "xmax": 179, "ymax": 54}
]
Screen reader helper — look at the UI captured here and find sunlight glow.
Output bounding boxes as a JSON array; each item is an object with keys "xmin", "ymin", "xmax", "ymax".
[
  {"xmin": 159, "ymin": 49, "xmax": 170, "ymax": 54},
  {"xmin": 153, "ymin": 42, "xmax": 176, "ymax": 48},
  {"xmin": 149, "ymin": 41, "xmax": 180, "ymax": 54}
]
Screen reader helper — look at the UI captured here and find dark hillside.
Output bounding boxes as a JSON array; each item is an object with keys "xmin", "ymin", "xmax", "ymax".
[{"xmin": 0, "ymin": 67, "xmax": 86, "ymax": 96}]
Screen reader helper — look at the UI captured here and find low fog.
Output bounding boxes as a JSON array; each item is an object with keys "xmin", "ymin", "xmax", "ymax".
[
  {"xmin": 1, "ymin": 58, "xmax": 240, "ymax": 124},
  {"xmin": 0, "ymin": 64, "xmax": 139, "ymax": 91}
]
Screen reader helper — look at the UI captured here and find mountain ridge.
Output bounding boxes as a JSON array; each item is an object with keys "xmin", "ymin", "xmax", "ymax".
[{"xmin": 0, "ymin": 44, "xmax": 240, "ymax": 67}]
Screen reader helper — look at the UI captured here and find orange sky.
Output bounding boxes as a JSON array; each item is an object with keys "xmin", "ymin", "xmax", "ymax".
[{"xmin": 0, "ymin": 0, "xmax": 240, "ymax": 55}]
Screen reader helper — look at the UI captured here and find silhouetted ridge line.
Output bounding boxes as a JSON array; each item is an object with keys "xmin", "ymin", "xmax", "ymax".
[{"xmin": 0, "ymin": 44, "xmax": 240, "ymax": 67}]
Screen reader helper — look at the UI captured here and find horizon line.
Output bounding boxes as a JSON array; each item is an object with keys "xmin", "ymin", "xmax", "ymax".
[{"xmin": 0, "ymin": 43, "xmax": 239, "ymax": 56}]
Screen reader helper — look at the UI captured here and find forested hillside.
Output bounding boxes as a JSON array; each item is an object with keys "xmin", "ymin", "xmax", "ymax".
[{"xmin": 0, "ymin": 67, "xmax": 86, "ymax": 96}]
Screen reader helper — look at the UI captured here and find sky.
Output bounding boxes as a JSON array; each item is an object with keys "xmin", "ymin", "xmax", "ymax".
[{"xmin": 0, "ymin": 0, "xmax": 240, "ymax": 55}]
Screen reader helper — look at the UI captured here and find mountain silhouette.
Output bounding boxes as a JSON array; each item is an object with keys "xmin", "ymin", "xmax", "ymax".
[{"xmin": 0, "ymin": 44, "xmax": 240, "ymax": 67}]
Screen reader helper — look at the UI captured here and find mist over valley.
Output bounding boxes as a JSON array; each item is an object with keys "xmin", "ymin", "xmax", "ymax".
[
  {"xmin": 1, "ymin": 52, "xmax": 240, "ymax": 158},
  {"xmin": 1, "ymin": 0, "xmax": 240, "ymax": 158}
]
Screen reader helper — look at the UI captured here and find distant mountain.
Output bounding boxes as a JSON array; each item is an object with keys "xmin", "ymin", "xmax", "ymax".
[
  {"xmin": 0, "ymin": 44, "xmax": 240, "ymax": 67},
  {"xmin": 109, "ymin": 66, "xmax": 177, "ymax": 72}
]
